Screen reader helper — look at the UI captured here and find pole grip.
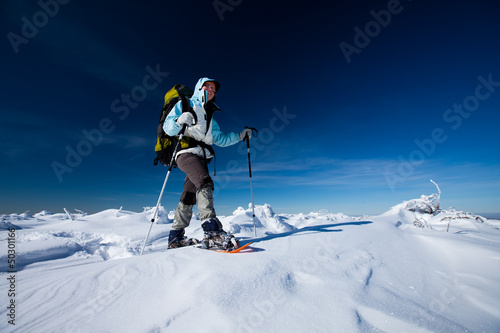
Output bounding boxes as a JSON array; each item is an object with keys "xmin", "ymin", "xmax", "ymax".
[
  {"xmin": 244, "ymin": 126, "xmax": 258, "ymax": 179},
  {"xmin": 246, "ymin": 138, "xmax": 252, "ymax": 178}
]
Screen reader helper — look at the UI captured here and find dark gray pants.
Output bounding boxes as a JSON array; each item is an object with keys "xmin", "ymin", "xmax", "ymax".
[{"xmin": 172, "ymin": 153, "xmax": 216, "ymax": 229}]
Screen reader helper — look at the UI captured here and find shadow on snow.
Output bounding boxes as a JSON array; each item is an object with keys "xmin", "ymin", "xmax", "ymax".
[{"xmin": 244, "ymin": 221, "xmax": 373, "ymax": 244}]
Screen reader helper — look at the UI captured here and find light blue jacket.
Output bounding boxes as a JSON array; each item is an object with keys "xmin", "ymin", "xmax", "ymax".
[{"xmin": 163, "ymin": 78, "xmax": 241, "ymax": 159}]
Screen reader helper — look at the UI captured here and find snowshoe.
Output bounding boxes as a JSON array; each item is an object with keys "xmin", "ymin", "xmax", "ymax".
[
  {"xmin": 168, "ymin": 237, "xmax": 199, "ymax": 249},
  {"xmin": 201, "ymin": 230, "xmax": 239, "ymax": 251}
]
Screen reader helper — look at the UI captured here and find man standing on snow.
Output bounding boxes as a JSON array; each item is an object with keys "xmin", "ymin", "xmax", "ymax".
[{"xmin": 164, "ymin": 77, "xmax": 252, "ymax": 249}]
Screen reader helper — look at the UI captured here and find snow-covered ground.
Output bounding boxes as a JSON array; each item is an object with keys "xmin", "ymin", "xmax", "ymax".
[{"xmin": 1, "ymin": 191, "xmax": 499, "ymax": 332}]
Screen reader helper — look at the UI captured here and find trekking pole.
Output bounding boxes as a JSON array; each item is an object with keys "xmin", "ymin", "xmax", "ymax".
[
  {"xmin": 140, "ymin": 124, "xmax": 187, "ymax": 256},
  {"xmin": 244, "ymin": 127, "xmax": 258, "ymax": 237}
]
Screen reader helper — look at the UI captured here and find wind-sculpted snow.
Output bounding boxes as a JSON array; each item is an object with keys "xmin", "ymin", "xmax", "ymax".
[
  {"xmin": 1, "ymin": 195, "xmax": 499, "ymax": 332},
  {"xmin": 230, "ymin": 204, "xmax": 295, "ymax": 234}
]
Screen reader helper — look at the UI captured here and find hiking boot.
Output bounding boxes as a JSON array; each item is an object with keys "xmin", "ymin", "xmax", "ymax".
[
  {"xmin": 201, "ymin": 217, "xmax": 224, "ymax": 232},
  {"xmin": 201, "ymin": 218, "xmax": 239, "ymax": 250},
  {"xmin": 169, "ymin": 228, "xmax": 184, "ymax": 242},
  {"xmin": 168, "ymin": 228, "xmax": 186, "ymax": 249},
  {"xmin": 168, "ymin": 236, "xmax": 199, "ymax": 249},
  {"xmin": 202, "ymin": 230, "xmax": 239, "ymax": 250},
  {"xmin": 168, "ymin": 241, "xmax": 183, "ymax": 249}
]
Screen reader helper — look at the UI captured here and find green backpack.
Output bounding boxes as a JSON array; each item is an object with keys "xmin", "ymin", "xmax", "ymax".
[{"xmin": 153, "ymin": 84, "xmax": 193, "ymax": 167}]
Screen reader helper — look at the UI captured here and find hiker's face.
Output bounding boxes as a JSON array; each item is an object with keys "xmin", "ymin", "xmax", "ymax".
[{"xmin": 202, "ymin": 82, "xmax": 216, "ymax": 101}]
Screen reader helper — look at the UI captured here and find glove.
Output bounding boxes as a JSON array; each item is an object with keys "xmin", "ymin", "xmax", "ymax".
[
  {"xmin": 239, "ymin": 128, "xmax": 253, "ymax": 141},
  {"xmin": 177, "ymin": 112, "xmax": 195, "ymax": 126}
]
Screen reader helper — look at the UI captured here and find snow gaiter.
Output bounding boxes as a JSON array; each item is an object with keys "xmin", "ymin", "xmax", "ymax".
[
  {"xmin": 196, "ymin": 185, "xmax": 217, "ymax": 221},
  {"xmin": 173, "ymin": 201, "xmax": 193, "ymax": 229}
]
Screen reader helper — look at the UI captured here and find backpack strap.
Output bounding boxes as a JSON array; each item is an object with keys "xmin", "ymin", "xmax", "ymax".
[{"xmin": 203, "ymin": 101, "xmax": 220, "ymax": 135}]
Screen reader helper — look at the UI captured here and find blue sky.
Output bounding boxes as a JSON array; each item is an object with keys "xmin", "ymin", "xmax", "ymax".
[{"xmin": 1, "ymin": 0, "xmax": 499, "ymax": 216}]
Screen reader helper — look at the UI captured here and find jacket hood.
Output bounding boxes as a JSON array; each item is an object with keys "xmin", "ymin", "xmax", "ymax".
[{"xmin": 193, "ymin": 77, "xmax": 221, "ymax": 103}]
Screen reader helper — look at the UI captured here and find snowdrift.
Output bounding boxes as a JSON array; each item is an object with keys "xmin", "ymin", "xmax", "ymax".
[{"xmin": 1, "ymin": 191, "xmax": 499, "ymax": 332}]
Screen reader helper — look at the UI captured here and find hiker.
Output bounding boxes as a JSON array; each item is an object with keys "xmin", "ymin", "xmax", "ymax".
[{"xmin": 164, "ymin": 77, "xmax": 252, "ymax": 249}]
